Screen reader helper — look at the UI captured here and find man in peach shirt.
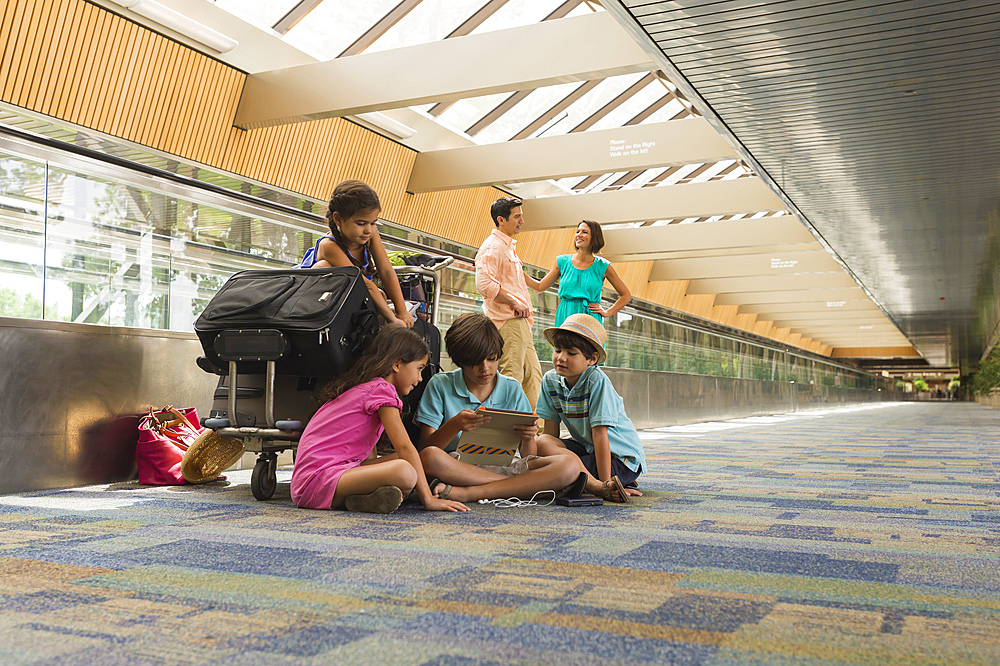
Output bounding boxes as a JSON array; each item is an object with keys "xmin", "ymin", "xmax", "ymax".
[{"xmin": 474, "ymin": 197, "xmax": 543, "ymax": 410}]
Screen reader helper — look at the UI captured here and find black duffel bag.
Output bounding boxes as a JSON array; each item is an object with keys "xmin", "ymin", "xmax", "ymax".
[{"xmin": 195, "ymin": 266, "xmax": 378, "ymax": 377}]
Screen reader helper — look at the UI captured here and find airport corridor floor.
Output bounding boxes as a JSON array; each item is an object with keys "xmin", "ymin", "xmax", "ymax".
[{"xmin": 1, "ymin": 401, "xmax": 998, "ymax": 665}]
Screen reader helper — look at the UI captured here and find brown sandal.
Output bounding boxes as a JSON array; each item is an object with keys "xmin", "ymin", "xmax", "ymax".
[
  {"xmin": 557, "ymin": 472, "xmax": 588, "ymax": 499},
  {"xmin": 429, "ymin": 479, "xmax": 453, "ymax": 499},
  {"xmin": 597, "ymin": 476, "xmax": 630, "ymax": 504}
]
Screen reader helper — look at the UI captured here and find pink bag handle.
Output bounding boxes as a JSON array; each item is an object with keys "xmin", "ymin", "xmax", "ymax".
[{"xmin": 140, "ymin": 405, "xmax": 201, "ymax": 450}]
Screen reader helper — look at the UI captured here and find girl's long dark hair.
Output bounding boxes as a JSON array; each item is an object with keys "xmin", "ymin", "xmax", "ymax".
[
  {"xmin": 326, "ymin": 180, "xmax": 380, "ymax": 278},
  {"xmin": 318, "ymin": 326, "xmax": 429, "ymax": 404}
]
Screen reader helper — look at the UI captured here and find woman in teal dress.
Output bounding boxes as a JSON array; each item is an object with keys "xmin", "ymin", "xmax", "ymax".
[{"xmin": 525, "ymin": 220, "xmax": 632, "ymax": 327}]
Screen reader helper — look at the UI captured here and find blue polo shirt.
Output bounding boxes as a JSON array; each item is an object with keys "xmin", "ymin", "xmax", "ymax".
[
  {"xmin": 415, "ymin": 368, "xmax": 532, "ymax": 452},
  {"xmin": 536, "ymin": 366, "xmax": 645, "ymax": 474}
]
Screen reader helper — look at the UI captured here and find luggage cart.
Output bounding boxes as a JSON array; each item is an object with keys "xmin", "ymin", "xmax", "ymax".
[{"xmin": 197, "ymin": 255, "xmax": 453, "ymax": 500}]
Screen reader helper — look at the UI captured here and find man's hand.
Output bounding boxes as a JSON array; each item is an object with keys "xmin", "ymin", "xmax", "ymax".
[{"xmin": 512, "ymin": 300, "xmax": 531, "ymax": 318}]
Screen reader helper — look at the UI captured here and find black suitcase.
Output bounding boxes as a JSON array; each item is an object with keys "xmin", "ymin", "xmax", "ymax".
[{"xmin": 194, "ymin": 266, "xmax": 378, "ymax": 377}]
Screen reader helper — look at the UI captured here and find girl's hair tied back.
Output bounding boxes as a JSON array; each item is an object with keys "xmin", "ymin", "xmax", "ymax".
[{"xmin": 318, "ymin": 326, "xmax": 429, "ymax": 403}]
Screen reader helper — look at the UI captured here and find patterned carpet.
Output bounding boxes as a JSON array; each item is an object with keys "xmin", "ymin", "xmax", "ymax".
[{"xmin": 1, "ymin": 402, "xmax": 999, "ymax": 665}]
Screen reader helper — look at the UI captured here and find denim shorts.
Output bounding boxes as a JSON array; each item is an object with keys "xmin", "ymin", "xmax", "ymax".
[{"xmin": 561, "ymin": 438, "xmax": 641, "ymax": 486}]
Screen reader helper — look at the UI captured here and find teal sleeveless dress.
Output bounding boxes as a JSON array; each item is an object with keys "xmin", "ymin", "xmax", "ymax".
[{"xmin": 555, "ymin": 254, "xmax": 610, "ymax": 327}]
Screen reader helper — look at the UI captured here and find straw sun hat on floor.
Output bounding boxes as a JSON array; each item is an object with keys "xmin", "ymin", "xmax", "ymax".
[{"xmin": 181, "ymin": 430, "xmax": 245, "ymax": 484}]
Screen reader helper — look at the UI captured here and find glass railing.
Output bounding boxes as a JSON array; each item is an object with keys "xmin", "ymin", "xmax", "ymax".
[{"xmin": 0, "ymin": 134, "xmax": 881, "ymax": 391}]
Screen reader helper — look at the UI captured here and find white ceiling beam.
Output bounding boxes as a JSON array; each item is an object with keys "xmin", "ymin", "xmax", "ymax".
[
  {"xmin": 89, "ymin": 0, "xmax": 317, "ymax": 73},
  {"xmin": 648, "ymin": 248, "xmax": 842, "ymax": 281},
  {"xmin": 610, "ymin": 241, "xmax": 823, "ymax": 262},
  {"xmin": 738, "ymin": 300, "xmax": 878, "ymax": 314},
  {"xmin": 814, "ymin": 336, "xmax": 911, "ymax": 346},
  {"xmin": 235, "ymin": 11, "xmax": 654, "ymax": 129},
  {"xmin": 791, "ymin": 321, "xmax": 900, "ymax": 330},
  {"xmin": 772, "ymin": 314, "xmax": 894, "ymax": 326},
  {"xmin": 407, "ymin": 119, "xmax": 736, "ymax": 193},
  {"xmin": 683, "ymin": 273, "xmax": 857, "ymax": 295},
  {"xmin": 603, "ymin": 216, "xmax": 814, "ymax": 259},
  {"xmin": 520, "ymin": 177, "xmax": 785, "ymax": 231},
  {"xmin": 712, "ymin": 287, "xmax": 868, "ymax": 306}
]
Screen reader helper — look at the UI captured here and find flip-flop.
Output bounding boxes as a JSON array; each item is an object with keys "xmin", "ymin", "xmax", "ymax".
[
  {"xmin": 344, "ymin": 486, "xmax": 404, "ymax": 514},
  {"xmin": 556, "ymin": 472, "xmax": 588, "ymax": 499},
  {"xmin": 429, "ymin": 478, "xmax": 453, "ymax": 499},
  {"xmin": 610, "ymin": 475, "xmax": 630, "ymax": 503},
  {"xmin": 597, "ymin": 476, "xmax": 630, "ymax": 503}
]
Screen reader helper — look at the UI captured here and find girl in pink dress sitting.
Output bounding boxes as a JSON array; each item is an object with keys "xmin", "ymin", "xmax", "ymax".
[{"xmin": 291, "ymin": 327, "xmax": 469, "ymax": 514}]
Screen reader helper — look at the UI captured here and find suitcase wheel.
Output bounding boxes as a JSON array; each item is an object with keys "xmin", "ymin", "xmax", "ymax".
[
  {"xmin": 205, "ymin": 417, "xmax": 231, "ymax": 428},
  {"xmin": 275, "ymin": 420, "xmax": 303, "ymax": 431},
  {"xmin": 251, "ymin": 454, "xmax": 278, "ymax": 501}
]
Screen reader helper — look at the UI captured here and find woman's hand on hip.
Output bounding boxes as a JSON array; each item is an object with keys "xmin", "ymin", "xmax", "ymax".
[{"xmin": 588, "ymin": 303, "xmax": 609, "ymax": 317}]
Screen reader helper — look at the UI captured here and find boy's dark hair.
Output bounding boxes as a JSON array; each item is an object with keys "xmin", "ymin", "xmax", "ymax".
[
  {"xmin": 445, "ymin": 313, "xmax": 504, "ymax": 368},
  {"xmin": 550, "ymin": 329, "xmax": 600, "ymax": 361},
  {"xmin": 490, "ymin": 197, "xmax": 522, "ymax": 227},
  {"xmin": 319, "ymin": 327, "xmax": 428, "ymax": 404},
  {"xmin": 580, "ymin": 219, "xmax": 605, "ymax": 254}
]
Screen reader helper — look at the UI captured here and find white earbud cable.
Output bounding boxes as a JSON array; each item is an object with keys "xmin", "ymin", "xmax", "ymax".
[{"xmin": 478, "ymin": 489, "xmax": 556, "ymax": 508}]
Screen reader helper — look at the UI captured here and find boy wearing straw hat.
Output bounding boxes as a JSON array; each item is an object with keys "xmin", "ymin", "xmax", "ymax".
[{"xmin": 534, "ymin": 314, "xmax": 645, "ymax": 503}]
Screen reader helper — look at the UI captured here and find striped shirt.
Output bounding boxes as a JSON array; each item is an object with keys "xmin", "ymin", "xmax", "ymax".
[{"xmin": 536, "ymin": 366, "xmax": 645, "ymax": 474}]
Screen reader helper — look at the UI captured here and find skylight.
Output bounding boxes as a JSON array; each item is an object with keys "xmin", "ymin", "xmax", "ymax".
[
  {"xmin": 282, "ymin": 0, "xmax": 401, "ymax": 60},
  {"xmin": 469, "ymin": 0, "xmax": 599, "ymax": 35},
  {"xmin": 213, "ymin": 0, "xmax": 300, "ymax": 31},
  {"xmin": 364, "ymin": 0, "xmax": 498, "ymax": 54}
]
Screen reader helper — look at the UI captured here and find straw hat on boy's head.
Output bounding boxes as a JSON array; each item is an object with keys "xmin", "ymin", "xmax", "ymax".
[{"xmin": 543, "ymin": 313, "xmax": 607, "ymax": 365}]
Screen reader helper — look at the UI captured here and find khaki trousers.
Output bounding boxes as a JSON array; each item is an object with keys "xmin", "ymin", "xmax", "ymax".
[{"xmin": 498, "ymin": 317, "xmax": 543, "ymax": 411}]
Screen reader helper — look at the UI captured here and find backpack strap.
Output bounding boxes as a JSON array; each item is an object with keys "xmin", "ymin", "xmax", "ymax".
[{"xmin": 294, "ymin": 233, "xmax": 332, "ymax": 269}]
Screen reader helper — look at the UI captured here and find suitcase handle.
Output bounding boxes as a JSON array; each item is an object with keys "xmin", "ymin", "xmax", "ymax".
[{"xmin": 214, "ymin": 329, "xmax": 290, "ymax": 361}]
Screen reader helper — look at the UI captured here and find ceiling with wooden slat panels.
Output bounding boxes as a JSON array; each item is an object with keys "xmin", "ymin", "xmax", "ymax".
[{"xmin": 2, "ymin": 0, "xmax": 951, "ymax": 362}]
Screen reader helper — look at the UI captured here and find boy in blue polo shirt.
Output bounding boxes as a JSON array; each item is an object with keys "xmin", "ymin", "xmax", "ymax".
[
  {"xmin": 535, "ymin": 314, "xmax": 645, "ymax": 503},
  {"xmin": 415, "ymin": 313, "xmax": 582, "ymax": 503}
]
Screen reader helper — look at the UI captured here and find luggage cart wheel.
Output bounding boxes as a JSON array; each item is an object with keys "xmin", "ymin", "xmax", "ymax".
[{"xmin": 251, "ymin": 454, "xmax": 278, "ymax": 501}]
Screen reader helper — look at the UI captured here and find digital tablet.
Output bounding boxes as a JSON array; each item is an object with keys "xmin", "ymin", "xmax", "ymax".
[{"xmin": 455, "ymin": 407, "xmax": 537, "ymax": 467}]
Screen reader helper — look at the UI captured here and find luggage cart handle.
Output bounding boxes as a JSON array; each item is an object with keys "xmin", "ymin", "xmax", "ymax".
[
  {"xmin": 392, "ymin": 255, "xmax": 454, "ymax": 278},
  {"xmin": 393, "ymin": 256, "xmax": 454, "ymax": 330}
]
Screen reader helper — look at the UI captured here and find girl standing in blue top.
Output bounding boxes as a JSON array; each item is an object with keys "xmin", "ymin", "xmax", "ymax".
[{"xmin": 525, "ymin": 220, "xmax": 631, "ymax": 327}]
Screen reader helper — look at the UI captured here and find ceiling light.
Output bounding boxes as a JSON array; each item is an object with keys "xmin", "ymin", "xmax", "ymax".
[
  {"xmin": 109, "ymin": 0, "xmax": 238, "ymax": 53},
  {"xmin": 355, "ymin": 112, "xmax": 417, "ymax": 140}
]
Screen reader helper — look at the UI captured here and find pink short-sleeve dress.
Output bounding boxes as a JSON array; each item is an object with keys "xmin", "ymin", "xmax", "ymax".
[{"xmin": 290, "ymin": 377, "xmax": 403, "ymax": 509}]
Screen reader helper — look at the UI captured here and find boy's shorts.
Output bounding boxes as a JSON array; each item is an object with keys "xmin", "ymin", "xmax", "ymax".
[
  {"xmin": 450, "ymin": 451, "xmax": 538, "ymax": 476},
  {"xmin": 561, "ymin": 438, "xmax": 641, "ymax": 487}
]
